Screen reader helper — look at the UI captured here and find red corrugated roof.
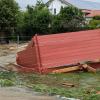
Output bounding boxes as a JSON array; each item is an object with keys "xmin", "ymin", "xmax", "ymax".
[
  {"xmin": 37, "ymin": 29, "xmax": 100, "ymax": 68},
  {"xmin": 17, "ymin": 29, "xmax": 100, "ymax": 73}
]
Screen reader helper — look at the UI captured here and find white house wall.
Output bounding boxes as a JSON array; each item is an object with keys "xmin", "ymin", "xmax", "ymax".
[{"xmin": 48, "ymin": 0, "xmax": 68, "ymax": 14}]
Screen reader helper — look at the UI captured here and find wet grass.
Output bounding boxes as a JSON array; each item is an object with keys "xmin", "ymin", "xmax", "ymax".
[{"xmin": 0, "ymin": 71, "xmax": 100, "ymax": 99}]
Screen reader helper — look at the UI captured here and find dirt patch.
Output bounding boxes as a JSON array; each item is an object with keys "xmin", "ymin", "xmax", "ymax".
[
  {"xmin": 0, "ymin": 44, "xmax": 16, "ymax": 56},
  {"xmin": 0, "ymin": 43, "xmax": 27, "ymax": 67},
  {"xmin": 0, "ymin": 54, "xmax": 16, "ymax": 67},
  {"xmin": 0, "ymin": 43, "xmax": 27, "ymax": 57}
]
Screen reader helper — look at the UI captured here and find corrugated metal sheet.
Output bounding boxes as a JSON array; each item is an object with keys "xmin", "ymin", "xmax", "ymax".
[{"xmin": 16, "ymin": 29, "xmax": 100, "ymax": 73}]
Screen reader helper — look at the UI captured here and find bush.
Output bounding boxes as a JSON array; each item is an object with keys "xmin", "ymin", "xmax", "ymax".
[{"xmin": 0, "ymin": 79, "xmax": 14, "ymax": 87}]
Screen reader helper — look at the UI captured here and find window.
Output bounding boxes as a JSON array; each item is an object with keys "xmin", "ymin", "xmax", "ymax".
[{"xmin": 54, "ymin": 8, "xmax": 56, "ymax": 14}]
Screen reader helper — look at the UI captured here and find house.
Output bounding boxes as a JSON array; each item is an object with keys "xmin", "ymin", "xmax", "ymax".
[
  {"xmin": 16, "ymin": 29, "xmax": 100, "ymax": 74},
  {"xmin": 82, "ymin": 9, "xmax": 100, "ymax": 21},
  {"xmin": 46, "ymin": 0, "xmax": 100, "ymax": 18},
  {"xmin": 46, "ymin": 0, "xmax": 72, "ymax": 14},
  {"xmin": 82, "ymin": 9, "xmax": 100, "ymax": 24}
]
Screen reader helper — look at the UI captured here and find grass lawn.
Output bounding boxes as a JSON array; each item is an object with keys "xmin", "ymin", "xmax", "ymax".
[{"xmin": 0, "ymin": 71, "xmax": 100, "ymax": 100}]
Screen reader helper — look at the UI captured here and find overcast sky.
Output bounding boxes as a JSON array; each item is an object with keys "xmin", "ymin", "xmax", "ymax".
[
  {"xmin": 16, "ymin": 0, "xmax": 100, "ymax": 10},
  {"xmin": 85, "ymin": 0, "xmax": 100, "ymax": 2},
  {"xmin": 16, "ymin": 0, "xmax": 48, "ymax": 10}
]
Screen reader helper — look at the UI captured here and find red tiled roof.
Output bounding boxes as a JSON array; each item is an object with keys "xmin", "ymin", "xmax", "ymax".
[{"xmin": 82, "ymin": 9, "xmax": 100, "ymax": 17}]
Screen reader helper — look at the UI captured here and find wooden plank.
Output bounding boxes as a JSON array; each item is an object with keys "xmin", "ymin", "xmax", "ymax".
[
  {"xmin": 52, "ymin": 66, "xmax": 80, "ymax": 73},
  {"xmin": 82, "ymin": 64, "xmax": 96, "ymax": 73}
]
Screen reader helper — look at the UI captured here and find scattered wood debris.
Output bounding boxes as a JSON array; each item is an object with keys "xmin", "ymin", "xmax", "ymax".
[
  {"xmin": 97, "ymin": 91, "xmax": 100, "ymax": 95},
  {"xmin": 51, "ymin": 59, "xmax": 100, "ymax": 73},
  {"xmin": 62, "ymin": 82, "xmax": 75, "ymax": 87},
  {"xmin": 52, "ymin": 66, "xmax": 80, "ymax": 73},
  {"xmin": 79, "ymin": 64, "xmax": 96, "ymax": 73}
]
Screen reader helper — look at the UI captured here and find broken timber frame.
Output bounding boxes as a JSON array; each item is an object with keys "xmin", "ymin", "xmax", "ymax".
[{"xmin": 51, "ymin": 60, "xmax": 100, "ymax": 73}]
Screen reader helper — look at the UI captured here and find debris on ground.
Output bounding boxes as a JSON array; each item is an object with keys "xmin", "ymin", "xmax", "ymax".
[
  {"xmin": 97, "ymin": 91, "xmax": 100, "ymax": 95},
  {"xmin": 79, "ymin": 63, "xmax": 97, "ymax": 73},
  {"xmin": 62, "ymin": 82, "xmax": 75, "ymax": 87},
  {"xmin": 5, "ymin": 63, "xmax": 18, "ymax": 72},
  {"xmin": 52, "ymin": 62, "xmax": 97, "ymax": 74},
  {"xmin": 52, "ymin": 66, "xmax": 80, "ymax": 73}
]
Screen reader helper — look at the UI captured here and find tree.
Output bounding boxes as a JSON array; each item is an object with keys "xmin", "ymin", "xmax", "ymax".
[
  {"xmin": 88, "ymin": 15, "xmax": 100, "ymax": 29},
  {"xmin": 88, "ymin": 18, "xmax": 100, "ymax": 29},
  {"xmin": 51, "ymin": 15, "xmax": 62, "ymax": 33},
  {"xmin": 0, "ymin": 0, "xmax": 19, "ymax": 43},
  {"xmin": 93, "ymin": 16, "xmax": 100, "ymax": 20},
  {"xmin": 51, "ymin": 6, "xmax": 85, "ymax": 33},
  {"xmin": 23, "ymin": 0, "xmax": 52, "ymax": 37}
]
